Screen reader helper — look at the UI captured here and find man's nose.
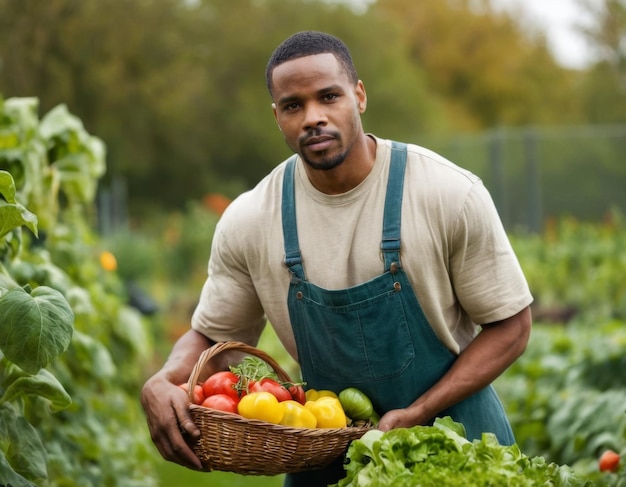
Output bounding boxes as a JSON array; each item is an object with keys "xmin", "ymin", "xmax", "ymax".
[{"xmin": 302, "ymin": 103, "xmax": 327, "ymax": 130}]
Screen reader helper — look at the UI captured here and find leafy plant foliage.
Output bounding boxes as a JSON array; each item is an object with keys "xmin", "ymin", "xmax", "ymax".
[
  {"xmin": 495, "ymin": 216, "xmax": 626, "ymax": 485},
  {"xmin": 0, "ymin": 286, "xmax": 74, "ymax": 374},
  {"xmin": 0, "ymin": 97, "xmax": 157, "ymax": 486}
]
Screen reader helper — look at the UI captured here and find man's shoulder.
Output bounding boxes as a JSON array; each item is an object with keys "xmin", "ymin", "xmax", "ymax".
[
  {"xmin": 373, "ymin": 136, "xmax": 481, "ymax": 186},
  {"xmin": 413, "ymin": 144, "xmax": 477, "ymax": 179},
  {"xmin": 218, "ymin": 158, "xmax": 290, "ymax": 229}
]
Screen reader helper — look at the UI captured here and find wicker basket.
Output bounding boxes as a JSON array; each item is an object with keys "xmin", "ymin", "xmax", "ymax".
[{"xmin": 186, "ymin": 341, "xmax": 372, "ymax": 475}]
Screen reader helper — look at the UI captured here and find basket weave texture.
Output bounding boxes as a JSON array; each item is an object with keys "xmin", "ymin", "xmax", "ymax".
[{"xmin": 187, "ymin": 341, "xmax": 371, "ymax": 475}]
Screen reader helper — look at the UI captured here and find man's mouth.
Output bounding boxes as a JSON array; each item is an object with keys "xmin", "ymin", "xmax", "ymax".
[{"xmin": 304, "ymin": 135, "xmax": 334, "ymax": 152}]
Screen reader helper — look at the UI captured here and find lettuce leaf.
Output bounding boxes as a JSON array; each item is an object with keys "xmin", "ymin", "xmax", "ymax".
[{"xmin": 335, "ymin": 417, "xmax": 592, "ymax": 487}]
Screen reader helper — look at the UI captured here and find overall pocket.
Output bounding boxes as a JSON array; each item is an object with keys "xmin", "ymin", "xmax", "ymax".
[{"xmin": 294, "ymin": 277, "xmax": 416, "ymax": 383}]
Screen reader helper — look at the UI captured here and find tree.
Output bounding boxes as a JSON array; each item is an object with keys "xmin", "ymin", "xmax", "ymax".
[
  {"xmin": 0, "ymin": 0, "xmax": 219, "ymax": 210},
  {"xmin": 0, "ymin": 0, "xmax": 592, "ymax": 215},
  {"xmin": 577, "ymin": 0, "xmax": 626, "ymax": 78},
  {"xmin": 370, "ymin": 0, "xmax": 583, "ymax": 128},
  {"xmin": 575, "ymin": 0, "xmax": 626, "ymax": 122}
]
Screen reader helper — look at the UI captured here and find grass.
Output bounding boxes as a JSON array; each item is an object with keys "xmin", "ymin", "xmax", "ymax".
[{"xmin": 156, "ymin": 460, "xmax": 284, "ymax": 487}]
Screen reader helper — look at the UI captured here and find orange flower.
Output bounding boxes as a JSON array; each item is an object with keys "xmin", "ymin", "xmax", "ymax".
[{"xmin": 100, "ymin": 251, "xmax": 117, "ymax": 272}]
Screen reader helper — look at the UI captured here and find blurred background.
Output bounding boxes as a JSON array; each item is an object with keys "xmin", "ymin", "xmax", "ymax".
[
  {"xmin": 1, "ymin": 0, "xmax": 625, "ymax": 486},
  {"xmin": 2, "ymin": 0, "xmax": 625, "ymax": 226}
]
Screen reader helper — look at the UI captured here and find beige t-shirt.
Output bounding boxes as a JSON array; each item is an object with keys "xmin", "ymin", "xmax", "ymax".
[{"xmin": 191, "ymin": 137, "xmax": 533, "ymax": 360}]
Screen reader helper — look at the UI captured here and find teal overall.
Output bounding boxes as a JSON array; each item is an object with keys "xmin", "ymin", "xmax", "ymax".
[{"xmin": 281, "ymin": 142, "xmax": 514, "ymax": 487}]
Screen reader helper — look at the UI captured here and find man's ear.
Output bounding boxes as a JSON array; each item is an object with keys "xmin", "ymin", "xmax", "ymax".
[{"xmin": 356, "ymin": 80, "xmax": 367, "ymax": 113}]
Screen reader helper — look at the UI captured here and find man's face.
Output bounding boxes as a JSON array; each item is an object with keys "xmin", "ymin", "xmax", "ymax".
[{"xmin": 271, "ymin": 53, "xmax": 367, "ymax": 171}]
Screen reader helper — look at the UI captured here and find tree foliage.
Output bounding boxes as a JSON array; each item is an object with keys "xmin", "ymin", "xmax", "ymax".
[
  {"xmin": 575, "ymin": 0, "xmax": 626, "ymax": 123},
  {"xmin": 577, "ymin": 0, "xmax": 626, "ymax": 74},
  {"xmin": 371, "ymin": 0, "xmax": 583, "ymax": 128},
  {"xmin": 0, "ymin": 0, "xmax": 620, "ymax": 214}
]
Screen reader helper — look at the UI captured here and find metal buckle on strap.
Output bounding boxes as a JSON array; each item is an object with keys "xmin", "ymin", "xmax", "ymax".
[
  {"xmin": 283, "ymin": 250, "xmax": 302, "ymax": 268},
  {"xmin": 380, "ymin": 238, "xmax": 401, "ymax": 252}
]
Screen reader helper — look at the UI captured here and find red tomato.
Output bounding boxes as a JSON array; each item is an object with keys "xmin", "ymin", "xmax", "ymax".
[
  {"xmin": 248, "ymin": 378, "xmax": 292, "ymax": 402},
  {"xmin": 599, "ymin": 450, "xmax": 620, "ymax": 473},
  {"xmin": 201, "ymin": 393, "xmax": 239, "ymax": 413},
  {"xmin": 202, "ymin": 371, "xmax": 240, "ymax": 401},
  {"xmin": 178, "ymin": 383, "xmax": 205, "ymax": 405},
  {"xmin": 288, "ymin": 384, "xmax": 306, "ymax": 405}
]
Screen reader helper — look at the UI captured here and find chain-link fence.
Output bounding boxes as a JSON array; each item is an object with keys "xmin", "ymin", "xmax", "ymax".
[{"xmin": 420, "ymin": 125, "xmax": 626, "ymax": 233}]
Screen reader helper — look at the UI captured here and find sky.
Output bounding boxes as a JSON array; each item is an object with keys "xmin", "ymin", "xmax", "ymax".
[{"xmin": 489, "ymin": 0, "xmax": 597, "ymax": 69}]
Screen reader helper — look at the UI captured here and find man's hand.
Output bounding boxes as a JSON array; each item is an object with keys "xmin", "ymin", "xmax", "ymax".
[
  {"xmin": 377, "ymin": 408, "xmax": 416, "ymax": 432},
  {"xmin": 140, "ymin": 329, "xmax": 214, "ymax": 470},
  {"xmin": 141, "ymin": 374, "xmax": 204, "ymax": 470}
]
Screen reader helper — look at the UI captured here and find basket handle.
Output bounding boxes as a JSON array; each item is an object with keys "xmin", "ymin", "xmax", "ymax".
[{"xmin": 186, "ymin": 341, "xmax": 294, "ymax": 401}]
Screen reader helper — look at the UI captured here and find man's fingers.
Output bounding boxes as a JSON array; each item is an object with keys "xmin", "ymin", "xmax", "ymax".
[
  {"xmin": 179, "ymin": 417, "xmax": 202, "ymax": 440},
  {"xmin": 172, "ymin": 391, "xmax": 201, "ymax": 440},
  {"xmin": 377, "ymin": 409, "xmax": 413, "ymax": 432},
  {"xmin": 143, "ymin": 380, "xmax": 204, "ymax": 470},
  {"xmin": 154, "ymin": 415, "xmax": 203, "ymax": 470},
  {"xmin": 169, "ymin": 398, "xmax": 204, "ymax": 468}
]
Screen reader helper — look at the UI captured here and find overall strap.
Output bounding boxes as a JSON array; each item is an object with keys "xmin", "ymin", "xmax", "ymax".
[
  {"xmin": 282, "ymin": 141, "xmax": 408, "ymax": 278},
  {"xmin": 381, "ymin": 141, "xmax": 408, "ymax": 271},
  {"xmin": 281, "ymin": 155, "xmax": 306, "ymax": 280}
]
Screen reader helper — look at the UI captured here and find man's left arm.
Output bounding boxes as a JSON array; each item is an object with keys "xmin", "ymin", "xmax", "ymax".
[{"xmin": 377, "ymin": 305, "xmax": 531, "ymax": 431}]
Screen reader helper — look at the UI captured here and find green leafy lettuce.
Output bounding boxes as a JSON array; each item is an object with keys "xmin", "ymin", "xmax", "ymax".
[{"xmin": 334, "ymin": 417, "xmax": 592, "ymax": 487}]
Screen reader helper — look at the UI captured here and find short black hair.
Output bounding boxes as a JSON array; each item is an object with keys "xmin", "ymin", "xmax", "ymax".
[{"xmin": 265, "ymin": 31, "xmax": 359, "ymax": 96}]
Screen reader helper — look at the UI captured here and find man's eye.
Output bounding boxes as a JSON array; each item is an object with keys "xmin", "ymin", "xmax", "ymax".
[
  {"xmin": 323, "ymin": 94, "xmax": 338, "ymax": 101},
  {"xmin": 284, "ymin": 103, "xmax": 300, "ymax": 111}
]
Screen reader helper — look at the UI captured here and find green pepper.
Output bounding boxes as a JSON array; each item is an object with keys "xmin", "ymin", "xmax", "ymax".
[{"xmin": 338, "ymin": 387, "xmax": 380, "ymax": 426}]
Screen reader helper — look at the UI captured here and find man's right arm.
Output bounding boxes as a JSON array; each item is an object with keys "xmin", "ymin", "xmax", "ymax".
[{"xmin": 140, "ymin": 329, "xmax": 214, "ymax": 470}]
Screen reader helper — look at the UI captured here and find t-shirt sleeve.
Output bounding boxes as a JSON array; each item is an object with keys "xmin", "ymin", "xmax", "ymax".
[
  {"xmin": 449, "ymin": 180, "xmax": 533, "ymax": 325},
  {"xmin": 191, "ymin": 208, "xmax": 267, "ymax": 345}
]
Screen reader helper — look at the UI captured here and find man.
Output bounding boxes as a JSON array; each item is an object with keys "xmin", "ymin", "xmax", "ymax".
[{"xmin": 141, "ymin": 31, "xmax": 533, "ymax": 486}]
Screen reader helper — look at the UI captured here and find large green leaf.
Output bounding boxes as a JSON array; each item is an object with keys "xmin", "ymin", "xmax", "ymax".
[
  {"xmin": 0, "ymin": 402, "xmax": 47, "ymax": 485},
  {"xmin": 3, "ymin": 97, "xmax": 40, "ymax": 135},
  {"xmin": 2, "ymin": 368, "xmax": 71, "ymax": 412},
  {"xmin": 0, "ymin": 170, "xmax": 17, "ymax": 203},
  {"xmin": 38, "ymin": 103, "xmax": 85, "ymax": 141},
  {"xmin": 0, "ymin": 452, "xmax": 35, "ymax": 487},
  {"xmin": 0, "ymin": 286, "xmax": 74, "ymax": 374},
  {"xmin": 39, "ymin": 103, "xmax": 106, "ymax": 181},
  {"xmin": 0, "ymin": 170, "xmax": 38, "ymax": 240},
  {"xmin": 0, "ymin": 199, "xmax": 38, "ymax": 240}
]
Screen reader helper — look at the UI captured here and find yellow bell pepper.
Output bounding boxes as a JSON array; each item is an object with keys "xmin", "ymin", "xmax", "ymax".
[
  {"xmin": 304, "ymin": 388, "xmax": 338, "ymax": 402},
  {"xmin": 305, "ymin": 397, "xmax": 347, "ymax": 429},
  {"xmin": 238, "ymin": 391, "xmax": 284, "ymax": 424},
  {"xmin": 279, "ymin": 400, "xmax": 318, "ymax": 428}
]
